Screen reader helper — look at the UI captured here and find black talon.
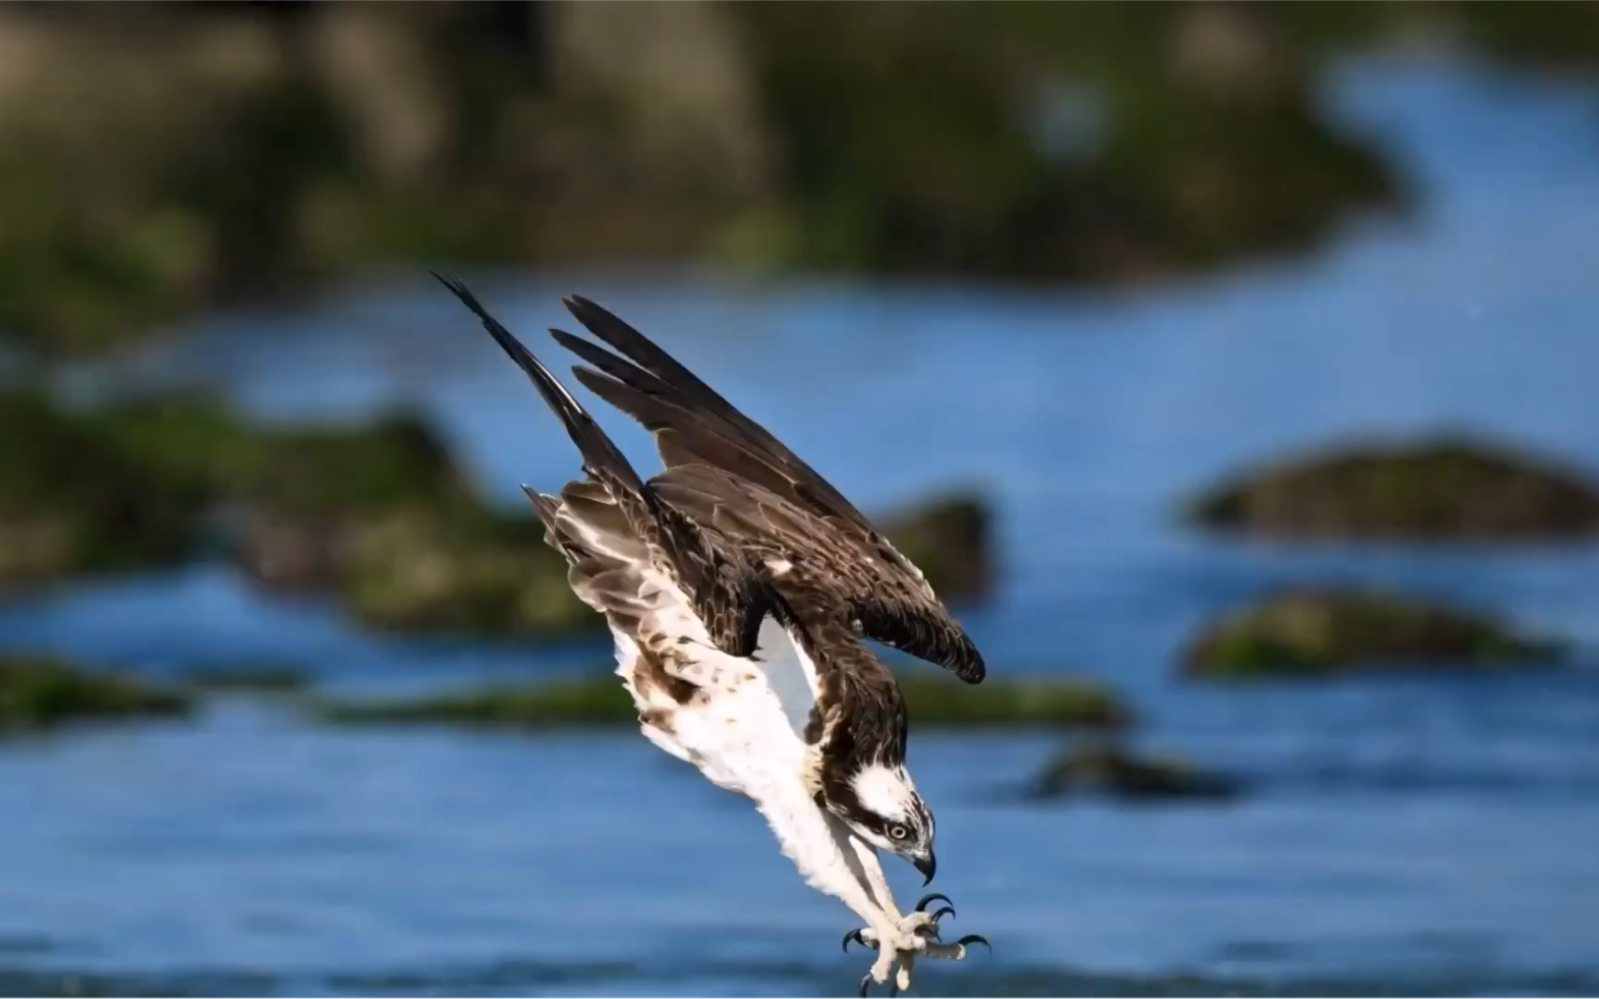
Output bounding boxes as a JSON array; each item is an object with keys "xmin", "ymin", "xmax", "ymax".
[
  {"xmin": 843, "ymin": 928, "xmax": 870, "ymax": 953},
  {"xmin": 914, "ymin": 892, "xmax": 953, "ymax": 914},
  {"xmin": 929, "ymin": 904, "xmax": 956, "ymax": 926},
  {"xmin": 956, "ymin": 933, "xmax": 991, "ymax": 953},
  {"xmin": 858, "ymin": 973, "xmax": 872, "ymax": 997}
]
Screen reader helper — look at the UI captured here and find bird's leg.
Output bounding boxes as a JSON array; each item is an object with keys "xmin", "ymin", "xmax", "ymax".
[
  {"xmin": 846, "ymin": 904, "xmax": 989, "ymax": 996},
  {"xmin": 839, "ymin": 840, "xmax": 987, "ymax": 995},
  {"xmin": 822, "ymin": 820, "xmax": 901, "ymax": 993},
  {"xmin": 844, "ymin": 840, "xmax": 950, "ymax": 943},
  {"xmin": 849, "ymin": 836, "xmax": 902, "ymax": 921}
]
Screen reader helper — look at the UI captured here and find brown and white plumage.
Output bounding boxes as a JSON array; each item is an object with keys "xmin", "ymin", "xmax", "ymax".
[{"xmin": 435, "ymin": 274, "xmax": 989, "ymax": 994}]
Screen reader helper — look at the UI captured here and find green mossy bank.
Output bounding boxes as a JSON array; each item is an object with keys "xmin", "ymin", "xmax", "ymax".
[
  {"xmin": 0, "ymin": 655, "xmax": 193, "ymax": 735},
  {"xmin": 1183, "ymin": 589, "xmax": 1569, "ymax": 680},
  {"xmin": 312, "ymin": 672, "xmax": 1128, "ymax": 732}
]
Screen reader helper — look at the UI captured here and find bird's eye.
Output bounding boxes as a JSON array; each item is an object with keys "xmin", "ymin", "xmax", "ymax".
[{"xmin": 888, "ymin": 824, "xmax": 909, "ymax": 841}]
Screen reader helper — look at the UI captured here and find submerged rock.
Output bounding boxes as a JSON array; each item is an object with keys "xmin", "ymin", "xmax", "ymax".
[
  {"xmin": 1183, "ymin": 588, "xmax": 1569, "ymax": 679},
  {"xmin": 180, "ymin": 663, "xmax": 312, "ymax": 693},
  {"xmin": 1028, "ymin": 739, "xmax": 1244, "ymax": 802},
  {"xmin": 0, "ymin": 655, "xmax": 193, "ymax": 735},
  {"xmin": 312, "ymin": 671, "xmax": 1128, "ymax": 731},
  {"xmin": 1188, "ymin": 437, "xmax": 1599, "ymax": 541}
]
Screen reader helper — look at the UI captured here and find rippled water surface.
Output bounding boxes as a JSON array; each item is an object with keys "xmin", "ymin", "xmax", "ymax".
[{"xmin": 4, "ymin": 56, "xmax": 1599, "ymax": 997}]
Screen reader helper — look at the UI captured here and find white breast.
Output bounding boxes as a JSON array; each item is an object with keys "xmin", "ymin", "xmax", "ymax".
[
  {"xmin": 610, "ymin": 562, "xmax": 818, "ymax": 800},
  {"xmin": 610, "ymin": 577, "xmax": 882, "ymax": 912}
]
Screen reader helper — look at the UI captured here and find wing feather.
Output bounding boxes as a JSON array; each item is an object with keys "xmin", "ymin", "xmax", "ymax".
[
  {"xmin": 433, "ymin": 273, "xmax": 775, "ymax": 659},
  {"xmin": 551, "ymin": 297, "xmax": 985, "ymax": 684},
  {"xmin": 559, "ymin": 295, "xmax": 873, "ymax": 529}
]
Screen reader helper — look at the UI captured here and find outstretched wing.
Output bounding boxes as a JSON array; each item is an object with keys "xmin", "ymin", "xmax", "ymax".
[
  {"xmin": 551, "ymin": 295, "xmax": 985, "ymax": 684},
  {"xmin": 432, "ymin": 273, "xmax": 774, "ymax": 659}
]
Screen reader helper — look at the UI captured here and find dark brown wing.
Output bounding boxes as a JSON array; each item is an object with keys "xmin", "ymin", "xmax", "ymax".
[
  {"xmin": 551, "ymin": 295, "xmax": 986, "ymax": 683},
  {"xmin": 554, "ymin": 296, "xmax": 871, "ymax": 528},
  {"xmin": 433, "ymin": 274, "xmax": 774, "ymax": 658}
]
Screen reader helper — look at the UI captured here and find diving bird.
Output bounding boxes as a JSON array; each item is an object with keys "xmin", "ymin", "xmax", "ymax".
[{"xmin": 434, "ymin": 274, "xmax": 990, "ymax": 995}]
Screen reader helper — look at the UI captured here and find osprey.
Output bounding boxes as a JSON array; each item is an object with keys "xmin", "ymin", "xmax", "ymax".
[{"xmin": 435, "ymin": 275, "xmax": 990, "ymax": 995}]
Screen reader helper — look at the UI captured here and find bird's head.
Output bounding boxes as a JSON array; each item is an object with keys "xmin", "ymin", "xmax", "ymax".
[{"xmin": 834, "ymin": 762, "xmax": 937, "ymax": 883}]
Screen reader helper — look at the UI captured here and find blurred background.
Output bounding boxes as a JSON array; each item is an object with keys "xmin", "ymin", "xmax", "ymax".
[{"xmin": 2, "ymin": 2, "xmax": 1599, "ymax": 996}]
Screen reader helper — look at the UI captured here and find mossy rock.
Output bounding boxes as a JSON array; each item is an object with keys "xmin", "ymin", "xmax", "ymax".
[
  {"xmin": 879, "ymin": 491, "xmax": 994, "ymax": 605},
  {"xmin": 1187, "ymin": 437, "xmax": 1599, "ymax": 541},
  {"xmin": 180, "ymin": 663, "xmax": 312, "ymax": 694},
  {"xmin": 1183, "ymin": 588, "xmax": 1569, "ymax": 679},
  {"xmin": 231, "ymin": 413, "xmax": 468, "ymax": 520},
  {"xmin": 0, "ymin": 391, "xmax": 220, "ymax": 584},
  {"xmin": 0, "ymin": 388, "xmax": 490, "ymax": 595},
  {"xmin": 313, "ymin": 671, "xmax": 1127, "ymax": 731},
  {"xmin": 74, "ymin": 395, "xmax": 251, "ymax": 499},
  {"xmin": 226, "ymin": 412, "xmax": 485, "ymax": 593},
  {"xmin": 332, "ymin": 507, "xmax": 595, "ymax": 639},
  {"xmin": 0, "ymin": 655, "xmax": 193, "ymax": 735},
  {"xmin": 1028, "ymin": 738, "xmax": 1244, "ymax": 802}
]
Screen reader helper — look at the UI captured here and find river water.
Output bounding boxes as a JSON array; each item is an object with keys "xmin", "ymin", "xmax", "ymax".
[{"xmin": 2, "ymin": 54, "xmax": 1598, "ymax": 997}]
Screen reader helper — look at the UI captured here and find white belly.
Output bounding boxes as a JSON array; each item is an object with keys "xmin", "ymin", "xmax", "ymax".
[
  {"xmin": 610, "ymin": 602, "xmax": 874, "ymax": 913},
  {"xmin": 613, "ymin": 614, "xmax": 817, "ymax": 798}
]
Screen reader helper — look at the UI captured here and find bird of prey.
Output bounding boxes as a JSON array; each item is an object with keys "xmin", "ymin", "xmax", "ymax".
[{"xmin": 434, "ymin": 274, "xmax": 990, "ymax": 995}]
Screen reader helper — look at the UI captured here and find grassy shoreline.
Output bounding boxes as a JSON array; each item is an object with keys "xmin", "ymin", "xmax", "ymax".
[
  {"xmin": 0, "ymin": 655, "xmax": 194, "ymax": 735},
  {"xmin": 311, "ymin": 671, "xmax": 1129, "ymax": 732}
]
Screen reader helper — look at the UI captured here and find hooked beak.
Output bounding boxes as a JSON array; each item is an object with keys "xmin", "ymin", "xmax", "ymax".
[{"xmin": 913, "ymin": 850, "xmax": 937, "ymax": 885}]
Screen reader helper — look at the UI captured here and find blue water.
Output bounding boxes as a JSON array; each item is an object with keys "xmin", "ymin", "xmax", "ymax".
[{"xmin": 4, "ymin": 54, "xmax": 1599, "ymax": 997}]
